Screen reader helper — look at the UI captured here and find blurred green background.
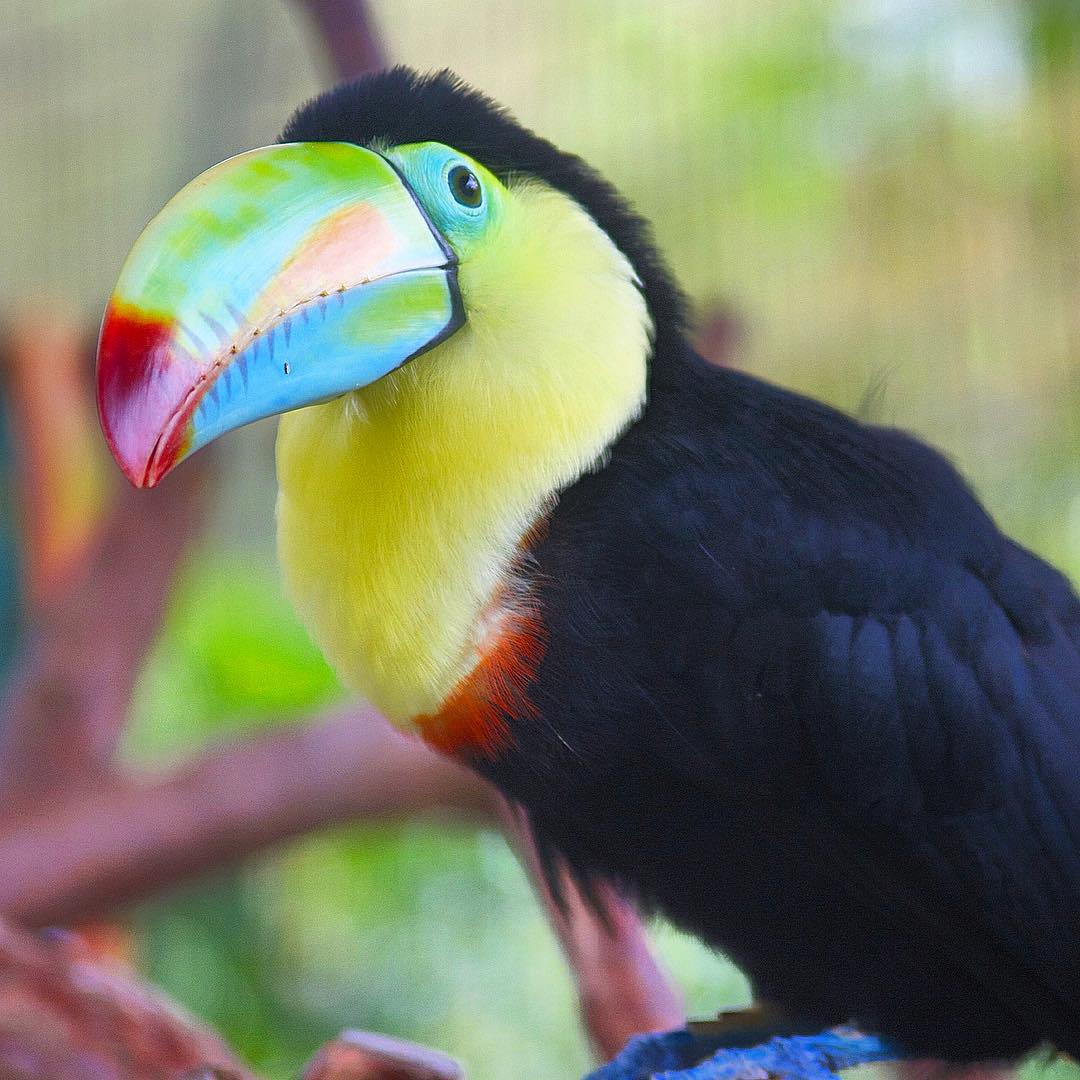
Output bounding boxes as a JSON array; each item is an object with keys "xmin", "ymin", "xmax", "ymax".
[{"xmin": 4, "ymin": 1, "xmax": 1080, "ymax": 1077}]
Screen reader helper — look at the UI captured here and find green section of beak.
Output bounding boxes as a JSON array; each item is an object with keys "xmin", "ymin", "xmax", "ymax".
[{"xmin": 97, "ymin": 142, "xmax": 462, "ymax": 487}]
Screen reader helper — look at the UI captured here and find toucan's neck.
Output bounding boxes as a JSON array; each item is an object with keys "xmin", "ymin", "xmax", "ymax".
[{"xmin": 276, "ymin": 182, "xmax": 652, "ymax": 736}]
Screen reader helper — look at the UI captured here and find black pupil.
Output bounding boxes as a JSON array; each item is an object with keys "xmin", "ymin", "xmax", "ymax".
[{"xmin": 450, "ymin": 166, "xmax": 481, "ymax": 207}]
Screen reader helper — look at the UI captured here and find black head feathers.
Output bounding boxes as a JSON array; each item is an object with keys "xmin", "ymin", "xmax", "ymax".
[{"xmin": 283, "ymin": 67, "xmax": 688, "ymax": 336}]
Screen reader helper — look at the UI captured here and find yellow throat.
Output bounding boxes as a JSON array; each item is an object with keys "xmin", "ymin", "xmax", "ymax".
[{"xmin": 276, "ymin": 177, "xmax": 652, "ymax": 728}]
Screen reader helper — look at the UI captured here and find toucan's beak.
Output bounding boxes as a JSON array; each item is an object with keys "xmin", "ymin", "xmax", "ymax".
[{"xmin": 97, "ymin": 142, "xmax": 463, "ymax": 488}]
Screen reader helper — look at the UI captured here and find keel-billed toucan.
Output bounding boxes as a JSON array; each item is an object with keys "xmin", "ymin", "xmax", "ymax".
[{"xmin": 97, "ymin": 68, "xmax": 1080, "ymax": 1065}]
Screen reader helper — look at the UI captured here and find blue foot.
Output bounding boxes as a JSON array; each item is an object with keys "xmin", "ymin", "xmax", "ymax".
[{"xmin": 585, "ymin": 1027, "xmax": 898, "ymax": 1080}]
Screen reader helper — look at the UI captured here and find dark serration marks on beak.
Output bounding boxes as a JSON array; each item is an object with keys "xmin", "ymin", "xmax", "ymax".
[
  {"xmin": 183, "ymin": 322, "xmax": 213, "ymax": 359},
  {"xmin": 181, "ymin": 262, "xmax": 459, "ymax": 464},
  {"xmin": 189, "ymin": 290, "xmax": 326, "ymax": 434},
  {"xmin": 216, "ymin": 364, "xmax": 232, "ymax": 406},
  {"xmin": 202, "ymin": 312, "xmax": 231, "ymax": 346}
]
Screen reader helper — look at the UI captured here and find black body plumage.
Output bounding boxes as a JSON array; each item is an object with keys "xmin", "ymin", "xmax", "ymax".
[
  {"xmin": 488, "ymin": 345, "xmax": 1080, "ymax": 1061},
  {"xmin": 289, "ymin": 69, "xmax": 1080, "ymax": 1062}
]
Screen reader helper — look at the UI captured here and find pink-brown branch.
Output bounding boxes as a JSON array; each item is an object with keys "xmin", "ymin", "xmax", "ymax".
[
  {"xmin": 302, "ymin": 1032, "xmax": 462, "ymax": 1080},
  {"xmin": 0, "ymin": 913, "xmax": 464, "ymax": 1079},
  {"xmin": 0, "ymin": 916, "xmax": 257, "ymax": 1079},
  {"xmin": 0, "ymin": 310, "xmax": 213, "ymax": 798},
  {"xmin": 0, "ymin": 708, "xmax": 496, "ymax": 929},
  {"xmin": 500, "ymin": 803, "xmax": 685, "ymax": 1061},
  {"xmin": 291, "ymin": 0, "xmax": 386, "ymax": 81}
]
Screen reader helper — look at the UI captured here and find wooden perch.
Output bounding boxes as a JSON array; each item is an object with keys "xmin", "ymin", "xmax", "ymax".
[
  {"xmin": 0, "ymin": 914, "xmax": 463, "ymax": 1079},
  {"xmin": 0, "ymin": 708, "xmax": 497, "ymax": 929},
  {"xmin": 302, "ymin": 1032, "xmax": 462, "ymax": 1080},
  {"xmin": 0, "ymin": 916, "xmax": 256, "ymax": 1080}
]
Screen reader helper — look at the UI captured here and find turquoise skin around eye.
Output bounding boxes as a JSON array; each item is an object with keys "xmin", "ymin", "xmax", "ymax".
[{"xmin": 387, "ymin": 142, "xmax": 504, "ymax": 257}]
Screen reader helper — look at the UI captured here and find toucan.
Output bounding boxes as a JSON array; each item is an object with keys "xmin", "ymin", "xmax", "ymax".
[{"xmin": 96, "ymin": 68, "xmax": 1080, "ymax": 1068}]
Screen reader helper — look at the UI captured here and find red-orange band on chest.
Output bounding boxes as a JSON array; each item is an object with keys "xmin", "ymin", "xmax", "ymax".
[{"xmin": 417, "ymin": 607, "xmax": 545, "ymax": 759}]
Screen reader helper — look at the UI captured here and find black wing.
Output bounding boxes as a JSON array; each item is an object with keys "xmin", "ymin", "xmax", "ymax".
[
  {"xmin": 672, "ymin": 374, "xmax": 1080, "ymax": 1056},
  {"xmin": 765, "ymin": 533, "xmax": 1080, "ymax": 1056},
  {"xmin": 527, "ymin": 354, "xmax": 1080, "ymax": 1058}
]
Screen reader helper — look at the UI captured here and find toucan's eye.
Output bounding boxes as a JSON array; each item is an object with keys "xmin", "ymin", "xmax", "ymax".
[{"xmin": 448, "ymin": 165, "xmax": 482, "ymax": 208}]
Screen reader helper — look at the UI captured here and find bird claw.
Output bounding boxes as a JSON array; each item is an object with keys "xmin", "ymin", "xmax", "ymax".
[{"xmin": 584, "ymin": 1027, "xmax": 898, "ymax": 1080}]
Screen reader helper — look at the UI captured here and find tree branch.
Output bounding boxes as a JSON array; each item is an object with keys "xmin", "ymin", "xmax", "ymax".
[
  {"xmin": 302, "ymin": 1032, "xmax": 462, "ymax": 1080},
  {"xmin": 0, "ymin": 702, "xmax": 685, "ymax": 1062},
  {"xmin": 291, "ymin": 0, "xmax": 386, "ymax": 81},
  {"xmin": 0, "ymin": 916, "xmax": 257, "ymax": 1079},
  {"xmin": 0, "ymin": 310, "xmax": 212, "ymax": 797},
  {"xmin": 0, "ymin": 708, "xmax": 497, "ymax": 929},
  {"xmin": 0, "ymin": 913, "xmax": 464, "ymax": 1079},
  {"xmin": 500, "ymin": 804, "xmax": 685, "ymax": 1061}
]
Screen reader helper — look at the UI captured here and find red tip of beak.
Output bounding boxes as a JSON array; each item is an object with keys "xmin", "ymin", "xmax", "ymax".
[{"xmin": 96, "ymin": 301, "xmax": 198, "ymax": 488}]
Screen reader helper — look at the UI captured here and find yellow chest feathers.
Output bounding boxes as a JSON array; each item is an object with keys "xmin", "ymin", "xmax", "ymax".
[{"xmin": 275, "ymin": 179, "xmax": 652, "ymax": 728}]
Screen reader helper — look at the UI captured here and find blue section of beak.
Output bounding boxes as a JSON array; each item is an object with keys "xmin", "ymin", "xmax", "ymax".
[{"xmin": 187, "ymin": 267, "xmax": 462, "ymax": 459}]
